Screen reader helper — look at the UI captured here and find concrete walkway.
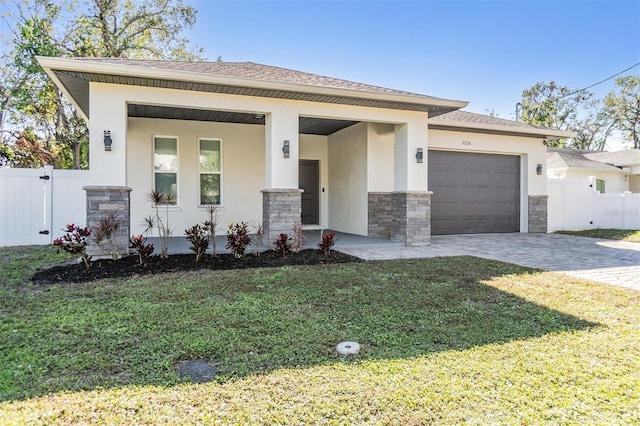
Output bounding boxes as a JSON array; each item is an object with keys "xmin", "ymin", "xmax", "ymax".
[{"xmin": 337, "ymin": 233, "xmax": 640, "ymax": 291}]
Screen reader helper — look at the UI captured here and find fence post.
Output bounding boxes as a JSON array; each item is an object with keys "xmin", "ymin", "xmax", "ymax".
[
  {"xmin": 43, "ymin": 165, "xmax": 54, "ymax": 244},
  {"xmin": 623, "ymin": 191, "xmax": 631, "ymax": 230}
]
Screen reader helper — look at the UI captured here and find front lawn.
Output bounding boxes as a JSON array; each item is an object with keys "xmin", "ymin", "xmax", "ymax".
[
  {"xmin": 1, "ymin": 246, "xmax": 639, "ymax": 424},
  {"xmin": 556, "ymin": 228, "xmax": 640, "ymax": 243}
]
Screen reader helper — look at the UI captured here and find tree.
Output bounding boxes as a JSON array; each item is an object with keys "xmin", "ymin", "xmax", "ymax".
[
  {"xmin": 518, "ymin": 81, "xmax": 609, "ymax": 149},
  {"xmin": 0, "ymin": 0, "xmax": 202, "ymax": 169},
  {"xmin": 604, "ymin": 76, "xmax": 640, "ymax": 149}
]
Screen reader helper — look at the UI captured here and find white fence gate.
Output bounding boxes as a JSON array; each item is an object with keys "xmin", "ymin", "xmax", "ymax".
[
  {"xmin": 548, "ymin": 176, "xmax": 640, "ymax": 231},
  {"xmin": 0, "ymin": 166, "xmax": 89, "ymax": 246}
]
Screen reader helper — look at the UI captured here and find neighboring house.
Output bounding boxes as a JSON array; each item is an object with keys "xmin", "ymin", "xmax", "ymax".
[
  {"xmin": 547, "ymin": 147, "xmax": 640, "ymax": 193},
  {"xmin": 37, "ymin": 57, "xmax": 571, "ymax": 253}
]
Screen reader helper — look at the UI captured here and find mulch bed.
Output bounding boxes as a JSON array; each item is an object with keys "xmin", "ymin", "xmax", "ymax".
[{"xmin": 31, "ymin": 249, "xmax": 363, "ymax": 285}]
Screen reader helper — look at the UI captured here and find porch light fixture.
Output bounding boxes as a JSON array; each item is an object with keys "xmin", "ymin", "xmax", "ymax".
[
  {"xmin": 283, "ymin": 140, "xmax": 290, "ymax": 158},
  {"xmin": 103, "ymin": 130, "xmax": 113, "ymax": 151},
  {"xmin": 536, "ymin": 164, "xmax": 543, "ymax": 175},
  {"xmin": 415, "ymin": 148, "xmax": 424, "ymax": 163}
]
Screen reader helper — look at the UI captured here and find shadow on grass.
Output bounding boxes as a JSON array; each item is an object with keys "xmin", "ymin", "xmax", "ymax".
[{"xmin": 0, "ymin": 255, "xmax": 597, "ymax": 402}]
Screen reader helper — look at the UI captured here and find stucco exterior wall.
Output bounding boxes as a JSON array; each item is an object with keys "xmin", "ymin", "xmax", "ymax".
[
  {"xmin": 367, "ymin": 123, "xmax": 395, "ymax": 191},
  {"xmin": 328, "ymin": 122, "xmax": 368, "ymax": 235},
  {"xmin": 428, "ymin": 129, "xmax": 547, "ymax": 233},
  {"xmin": 630, "ymin": 175, "xmax": 640, "ymax": 193},
  {"xmin": 127, "ymin": 117, "xmax": 265, "ymax": 236}
]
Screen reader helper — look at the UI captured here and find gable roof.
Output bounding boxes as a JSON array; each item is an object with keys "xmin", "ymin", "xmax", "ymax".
[
  {"xmin": 36, "ymin": 57, "xmax": 468, "ymax": 121},
  {"xmin": 583, "ymin": 149, "xmax": 640, "ymax": 166},
  {"xmin": 430, "ymin": 110, "xmax": 574, "ymax": 139},
  {"xmin": 547, "ymin": 147, "xmax": 627, "ymax": 172}
]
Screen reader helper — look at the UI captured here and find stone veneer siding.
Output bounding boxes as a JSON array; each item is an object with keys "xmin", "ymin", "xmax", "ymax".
[
  {"xmin": 391, "ymin": 191, "xmax": 432, "ymax": 246},
  {"xmin": 262, "ymin": 189, "xmax": 303, "ymax": 244},
  {"xmin": 368, "ymin": 192, "xmax": 393, "ymax": 237},
  {"xmin": 84, "ymin": 186, "xmax": 132, "ymax": 257},
  {"xmin": 528, "ymin": 195, "xmax": 548, "ymax": 233}
]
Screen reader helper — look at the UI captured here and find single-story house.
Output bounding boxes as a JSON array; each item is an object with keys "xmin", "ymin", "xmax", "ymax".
[
  {"xmin": 547, "ymin": 147, "xmax": 640, "ymax": 193},
  {"xmin": 37, "ymin": 57, "xmax": 571, "ymax": 253}
]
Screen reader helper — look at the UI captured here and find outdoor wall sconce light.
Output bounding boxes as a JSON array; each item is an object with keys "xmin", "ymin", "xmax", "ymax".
[
  {"xmin": 415, "ymin": 148, "xmax": 424, "ymax": 163},
  {"xmin": 282, "ymin": 140, "xmax": 290, "ymax": 158},
  {"xmin": 536, "ymin": 164, "xmax": 543, "ymax": 175},
  {"xmin": 103, "ymin": 130, "xmax": 113, "ymax": 151}
]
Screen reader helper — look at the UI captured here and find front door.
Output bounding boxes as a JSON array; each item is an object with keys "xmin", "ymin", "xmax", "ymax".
[{"xmin": 299, "ymin": 160, "xmax": 319, "ymax": 225}]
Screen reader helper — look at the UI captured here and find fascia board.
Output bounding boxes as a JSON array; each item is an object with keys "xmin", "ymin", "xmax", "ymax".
[
  {"xmin": 36, "ymin": 56, "xmax": 468, "ymax": 110},
  {"xmin": 37, "ymin": 57, "xmax": 90, "ymax": 123},
  {"xmin": 430, "ymin": 118, "xmax": 575, "ymax": 139}
]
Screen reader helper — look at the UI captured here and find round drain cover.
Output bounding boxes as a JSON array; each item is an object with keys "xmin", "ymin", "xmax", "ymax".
[
  {"xmin": 175, "ymin": 359, "xmax": 217, "ymax": 383},
  {"xmin": 336, "ymin": 341, "xmax": 360, "ymax": 355}
]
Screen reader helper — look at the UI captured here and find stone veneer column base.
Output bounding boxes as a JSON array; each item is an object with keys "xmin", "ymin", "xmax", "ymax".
[
  {"xmin": 391, "ymin": 191, "xmax": 432, "ymax": 246},
  {"xmin": 528, "ymin": 195, "xmax": 548, "ymax": 233},
  {"xmin": 368, "ymin": 192, "xmax": 393, "ymax": 237},
  {"xmin": 84, "ymin": 186, "xmax": 132, "ymax": 257},
  {"xmin": 262, "ymin": 189, "xmax": 303, "ymax": 244}
]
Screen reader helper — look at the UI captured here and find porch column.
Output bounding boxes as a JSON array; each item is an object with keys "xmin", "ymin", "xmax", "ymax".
[
  {"xmin": 391, "ymin": 116, "xmax": 431, "ymax": 246},
  {"xmin": 84, "ymin": 186, "xmax": 132, "ymax": 257},
  {"xmin": 263, "ymin": 109, "xmax": 302, "ymax": 243}
]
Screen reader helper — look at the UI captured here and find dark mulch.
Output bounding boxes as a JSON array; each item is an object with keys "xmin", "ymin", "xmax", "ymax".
[{"xmin": 31, "ymin": 249, "xmax": 363, "ymax": 285}]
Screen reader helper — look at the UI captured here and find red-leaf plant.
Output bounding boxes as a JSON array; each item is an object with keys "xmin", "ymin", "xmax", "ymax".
[{"xmin": 53, "ymin": 224, "xmax": 92, "ymax": 269}]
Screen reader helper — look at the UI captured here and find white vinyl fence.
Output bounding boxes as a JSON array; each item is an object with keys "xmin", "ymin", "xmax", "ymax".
[
  {"xmin": 548, "ymin": 176, "xmax": 640, "ymax": 231},
  {"xmin": 0, "ymin": 166, "xmax": 89, "ymax": 246}
]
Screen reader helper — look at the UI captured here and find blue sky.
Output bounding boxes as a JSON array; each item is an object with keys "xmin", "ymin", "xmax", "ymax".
[{"xmin": 186, "ymin": 0, "xmax": 639, "ymax": 127}]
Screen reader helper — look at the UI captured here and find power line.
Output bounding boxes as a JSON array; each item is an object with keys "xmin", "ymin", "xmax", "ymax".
[{"xmin": 556, "ymin": 61, "xmax": 640, "ymax": 101}]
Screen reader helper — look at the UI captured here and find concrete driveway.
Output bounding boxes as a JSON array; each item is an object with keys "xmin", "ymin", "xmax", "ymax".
[{"xmin": 338, "ymin": 233, "xmax": 640, "ymax": 291}]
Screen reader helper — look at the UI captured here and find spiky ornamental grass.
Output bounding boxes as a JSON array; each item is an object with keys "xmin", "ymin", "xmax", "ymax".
[{"xmin": 1, "ymin": 246, "xmax": 639, "ymax": 424}]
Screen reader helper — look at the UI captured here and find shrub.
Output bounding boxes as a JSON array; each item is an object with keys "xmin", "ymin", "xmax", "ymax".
[
  {"xmin": 129, "ymin": 235, "xmax": 154, "ymax": 265},
  {"xmin": 53, "ymin": 224, "xmax": 92, "ymax": 269},
  {"xmin": 291, "ymin": 223, "xmax": 306, "ymax": 253},
  {"xmin": 252, "ymin": 220, "xmax": 264, "ymax": 257},
  {"xmin": 185, "ymin": 224, "xmax": 209, "ymax": 262},
  {"xmin": 226, "ymin": 222, "xmax": 251, "ymax": 258},
  {"xmin": 318, "ymin": 231, "xmax": 337, "ymax": 256},
  {"xmin": 273, "ymin": 233, "xmax": 293, "ymax": 258},
  {"xmin": 144, "ymin": 189, "xmax": 173, "ymax": 259},
  {"xmin": 93, "ymin": 211, "xmax": 121, "ymax": 260},
  {"xmin": 203, "ymin": 203, "xmax": 220, "ymax": 257}
]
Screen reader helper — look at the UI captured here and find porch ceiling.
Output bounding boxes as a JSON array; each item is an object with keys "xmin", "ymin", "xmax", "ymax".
[{"xmin": 128, "ymin": 104, "xmax": 359, "ymax": 136}]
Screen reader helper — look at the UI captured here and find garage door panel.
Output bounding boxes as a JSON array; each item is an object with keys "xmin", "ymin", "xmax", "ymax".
[{"xmin": 429, "ymin": 151, "xmax": 520, "ymax": 235}]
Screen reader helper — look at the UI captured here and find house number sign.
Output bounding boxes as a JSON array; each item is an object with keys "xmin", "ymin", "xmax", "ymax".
[{"xmin": 462, "ymin": 140, "xmax": 471, "ymax": 145}]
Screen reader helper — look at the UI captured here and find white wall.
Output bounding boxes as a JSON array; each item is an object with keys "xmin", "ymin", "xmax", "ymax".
[
  {"xmin": 367, "ymin": 123, "xmax": 395, "ymax": 191},
  {"xmin": 300, "ymin": 134, "xmax": 329, "ymax": 228},
  {"xmin": 328, "ymin": 122, "xmax": 368, "ymax": 235},
  {"xmin": 549, "ymin": 168, "xmax": 628, "ymax": 193},
  {"xmin": 127, "ymin": 118, "xmax": 265, "ymax": 236},
  {"xmin": 548, "ymin": 176, "xmax": 640, "ymax": 230}
]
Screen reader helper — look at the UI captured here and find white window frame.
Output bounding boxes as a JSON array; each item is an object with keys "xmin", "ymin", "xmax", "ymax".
[
  {"xmin": 198, "ymin": 137, "xmax": 223, "ymax": 206},
  {"xmin": 153, "ymin": 135, "xmax": 179, "ymax": 205}
]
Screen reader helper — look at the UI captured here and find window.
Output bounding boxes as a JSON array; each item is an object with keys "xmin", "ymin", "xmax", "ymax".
[
  {"xmin": 199, "ymin": 138, "xmax": 222, "ymax": 205},
  {"xmin": 154, "ymin": 136, "xmax": 178, "ymax": 204},
  {"xmin": 596, "ymin": 179, "xmax": 606, "ymax": 193}
]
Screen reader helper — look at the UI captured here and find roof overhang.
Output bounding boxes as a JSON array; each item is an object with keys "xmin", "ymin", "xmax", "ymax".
[
  {"xmin": 37, "ymin": 56, "xmax": 468, "ymax": 123},
  {"xmin": 429, "ymin": 120, "xmax": 576, "ymax": 140}
]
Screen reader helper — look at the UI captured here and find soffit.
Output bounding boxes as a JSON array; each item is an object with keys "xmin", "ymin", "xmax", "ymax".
[{"xmin": 127, "ymin": 104, "xmax": 358, "ymax": 136}]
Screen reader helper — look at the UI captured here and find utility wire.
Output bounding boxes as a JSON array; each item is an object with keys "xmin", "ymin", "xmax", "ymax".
[{"xmin": 554, "ymin": 61, "xmax": 640, "ymax": 101}]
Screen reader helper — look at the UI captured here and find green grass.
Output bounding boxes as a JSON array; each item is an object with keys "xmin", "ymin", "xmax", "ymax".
[
  {"xmin": 556, "ymin": 228, "xmax": 640, "ymax": 243},
  {"xmin": 1, "ymin": 246, "xmax": 639, "ymax": 424}
]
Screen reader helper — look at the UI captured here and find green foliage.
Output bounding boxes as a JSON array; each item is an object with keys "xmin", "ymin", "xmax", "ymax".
[
  {"xmin": 185, "ymin": 224, "xmax": 209, "ymax": 262},
  {"xmin": 555, "ymin": 228, "xmax": 640, "ymax": 243},
  {"xmin": 604, "ymin": 75, "xmax": 640, "ymax": 149},
  {"xmin": 225, "ymin": 222, "xmax": 251, "ymax": 258},
  {"xmin": 1, "ymin": 251, "xmax": 639, "ymax": 424},
  {"xmin": 53, "ymin": 224, "xmax": 92, "ymax": 269},
  {"xmin": 144, "ymin": 189, "xmax": 174, "ymax": 258}
]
